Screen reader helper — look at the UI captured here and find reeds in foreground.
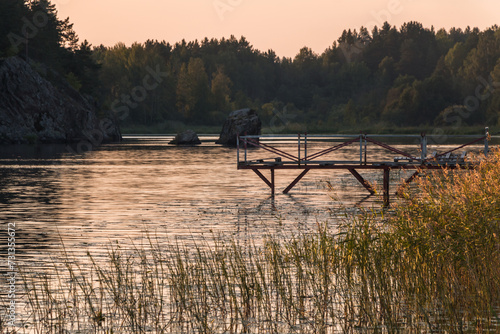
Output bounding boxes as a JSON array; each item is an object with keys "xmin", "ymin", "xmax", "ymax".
[{"xmin": 3, "ymin": 150, "xmax": 500, "ymax": 333}]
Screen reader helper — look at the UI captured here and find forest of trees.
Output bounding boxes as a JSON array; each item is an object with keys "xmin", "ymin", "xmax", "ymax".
[{"xmin": 2, "ymin": 0, "xmax": 500, "ymax": 132}]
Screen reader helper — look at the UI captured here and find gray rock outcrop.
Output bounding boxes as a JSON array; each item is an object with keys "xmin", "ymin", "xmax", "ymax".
[
  {"xmin": 216, "ymin": 108, "xmax": 261, "ymax": 146},
  {"xmin": 0, "ymin": 57, "xmax": 121, "ymax": 144},
  {"xmin": 169, "ymin": 130, "xmax": 201, "ymax": 145}
]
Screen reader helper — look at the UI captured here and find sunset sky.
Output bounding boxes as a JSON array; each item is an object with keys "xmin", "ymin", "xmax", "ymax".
[{"xmin": 53, "ymin": 0, "xmax": 499, "ymax": 58}]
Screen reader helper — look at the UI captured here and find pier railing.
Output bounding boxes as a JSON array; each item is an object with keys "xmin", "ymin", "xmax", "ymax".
[
  {"xmin": 236, "ymin": 128, "xmax": 494, "ymax": 206},
  {"xmin": 237, "ymin": 130, "xmax": 491, "ymax": 167}
]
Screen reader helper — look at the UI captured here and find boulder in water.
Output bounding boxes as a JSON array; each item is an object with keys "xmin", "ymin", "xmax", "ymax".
[
  {"xmin": 216, "ymin": 108, "xmax": 261, "ymax": 147},
  {"xmin": 169, "ymin": 129, "xmax": 201, "ymax": 145}
]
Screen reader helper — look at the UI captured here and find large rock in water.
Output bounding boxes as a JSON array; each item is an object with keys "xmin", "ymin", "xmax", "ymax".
[
  {"xmin": 216, "ymin": 108, "xmax": 261, "ymax": 146},
  {"xmin": 0, "ymin": 56, "xmax": 121, "ymax": 144},
  {"xmin": 169, "ymin": 130, "xmax": 201, "ymax": 145}
]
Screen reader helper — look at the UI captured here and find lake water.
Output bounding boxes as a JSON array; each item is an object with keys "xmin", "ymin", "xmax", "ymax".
[
  {"xmin": 0, "ymin": 135, "xmax": 490, "ymax": 330},
  {"xmin": 0, "ymin": 135, "xmax": 489, "ymax": 257}
]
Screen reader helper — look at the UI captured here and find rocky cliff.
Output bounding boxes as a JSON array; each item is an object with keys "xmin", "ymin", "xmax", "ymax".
[{"xmin": 0, "ymin": 57, "xmax": 121, "ymax": 144}]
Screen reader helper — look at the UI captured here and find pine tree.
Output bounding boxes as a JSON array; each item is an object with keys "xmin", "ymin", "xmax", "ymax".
[{"xmin": 0, "ymin": 0, "xmax": 28, "ymax": 56}]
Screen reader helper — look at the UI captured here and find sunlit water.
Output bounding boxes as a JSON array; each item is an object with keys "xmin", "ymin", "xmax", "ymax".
[{"xmin": 0, "ymin": 135, "xmax": 489, "ymax": 329}]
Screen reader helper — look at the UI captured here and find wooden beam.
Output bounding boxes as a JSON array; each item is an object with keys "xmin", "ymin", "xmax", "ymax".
[
  {"xmin": 252, "ymin": 169, "xmax": 272, "ymax": 188},
  {"xmin": 283, "ymin": 168, "xmax": 311, "ymax": 194},
  {"xmin": 348, "ymin": 168, "xmax": 376, "ymax": 195},
  {"xmin": 251, "ymin": 168, "xmax": 275, "ymax": 195}
]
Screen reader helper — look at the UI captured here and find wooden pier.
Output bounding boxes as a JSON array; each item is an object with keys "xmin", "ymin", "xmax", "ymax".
[{"xmin": 237, "ymin": 129, "xmax": 492, "ymax": 206}]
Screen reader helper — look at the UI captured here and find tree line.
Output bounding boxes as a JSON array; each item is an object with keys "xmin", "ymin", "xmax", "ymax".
[{"xmin": 1, "ymin": 0, "xmax": 500, "ymax": 131}]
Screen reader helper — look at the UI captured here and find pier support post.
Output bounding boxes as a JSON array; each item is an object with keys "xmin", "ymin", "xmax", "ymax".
[
  {"xmin": 252, "ymin": 169, "xmax": 275, "ymax": 195},
  {"xmin": 348, "ymin": 169, "xmax": 376, "ymax": 195},
  {"xmin": 283, "ymin": 168, "xmax": 311, "ymax": 194},
  {"xmin": 271, "ymin": 168, "xmax": 275, "ymax": 195},
  {"xmin": 383, "ymin": 167, "xmax": 390, "ymax": 207}
]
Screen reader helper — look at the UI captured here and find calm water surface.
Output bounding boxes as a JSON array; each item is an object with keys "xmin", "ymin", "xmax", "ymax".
[{"xmin": 0, "ymin": 136, "xmax": 484, "ymax": 306}]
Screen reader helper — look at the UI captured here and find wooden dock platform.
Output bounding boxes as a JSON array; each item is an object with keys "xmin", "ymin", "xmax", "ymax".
[{"xmin": 237, "ymin": 129, "xmax": 492, "ymax": 206}]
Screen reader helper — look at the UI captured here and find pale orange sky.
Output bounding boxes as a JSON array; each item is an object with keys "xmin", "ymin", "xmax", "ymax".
[{"xmin": 53, "ymin": 0, "xmax": 499, "ymax": 58}]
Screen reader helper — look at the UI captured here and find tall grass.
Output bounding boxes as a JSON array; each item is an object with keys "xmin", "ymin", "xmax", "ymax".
[
  {"xmin": 389, "ymin": 149, "xmax": 500, "ymax": 332},
  {"xmin": 4, "ymin": 151, "xmax": 500, "ymax": 333}
]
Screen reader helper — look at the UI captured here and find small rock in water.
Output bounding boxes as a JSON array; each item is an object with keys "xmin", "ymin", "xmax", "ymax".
[{"xmin": 169, "ymin": 129, "xmax": 201, "ymax": 145}]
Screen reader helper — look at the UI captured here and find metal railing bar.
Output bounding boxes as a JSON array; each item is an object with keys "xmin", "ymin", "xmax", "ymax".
[
  {"xmin": 245, "ymin": 138, "xmax": 299, "ymax": 162},
  {"xmin": 424, "ymin": 136, "xmax": 487, "ymax": 162},
  {"xmin": 305, "ymin": 137, "xmax": 361, "ymax": 161},
  {"xmin": 365, "ymin": 137, "xmax": 417, "ymax": 160}
]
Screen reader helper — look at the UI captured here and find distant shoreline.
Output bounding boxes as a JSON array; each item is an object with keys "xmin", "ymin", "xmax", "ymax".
[{"xmin": 120, "ymin": 125, "xmax": 494, "ymax": 136}]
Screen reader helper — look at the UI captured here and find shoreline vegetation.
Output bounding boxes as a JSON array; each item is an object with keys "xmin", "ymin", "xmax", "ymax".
[
  {"xmin": 3, "ymin": 2, "xmax": 500, "ymax": 140},
  {"xmin": 7, "ymin": 150, "xmax": 499, "ymax": 333}
]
